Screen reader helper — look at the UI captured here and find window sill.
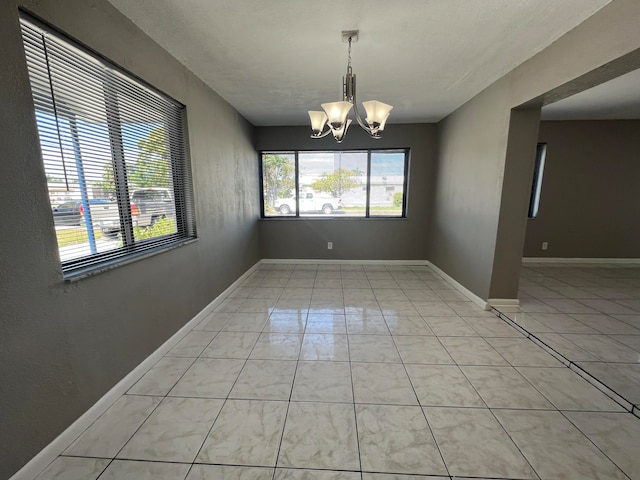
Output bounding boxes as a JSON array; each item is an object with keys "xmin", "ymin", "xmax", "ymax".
[{"xmin": 63, "ymin": 237, "xmax": 198, "ymax": 282}]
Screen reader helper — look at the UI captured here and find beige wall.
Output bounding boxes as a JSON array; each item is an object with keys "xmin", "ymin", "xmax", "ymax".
[
  {"xmin": 0, "ymin": 1, "xmax": 260, "ymax": 477},
  {"xmin": 430, "ymin": 0, "xmax": 640, "ymax": 300},
  {"xmin": 256, "ymin": 125, "xmax": 437, "ymax": 261},
  {"xmin": 524, "ymin": 120, "xmax": 640, "ymax": 258}
]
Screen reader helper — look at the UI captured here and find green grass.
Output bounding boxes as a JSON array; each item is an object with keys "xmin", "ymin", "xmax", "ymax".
[{"xmin": 55, "ymin": 227, "xmax": 104, "ymax": 247}]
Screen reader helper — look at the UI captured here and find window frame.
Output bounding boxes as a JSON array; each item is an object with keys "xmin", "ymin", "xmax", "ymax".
[
  {"xmin": 20, "ymin": 13, "xmax": 197, "ymax": 279},
  {"xmin": 528, "ymin": 142, "xmax": 547, "ymax": 219},
  {"xmin": 259, "ymin": 148, "xmax": 410, "ymax": 219}
]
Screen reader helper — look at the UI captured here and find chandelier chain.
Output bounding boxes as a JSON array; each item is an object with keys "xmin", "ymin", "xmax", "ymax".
[{"xmin": 347, "ymin": 36, "xmax": 352, "ymax": 70}]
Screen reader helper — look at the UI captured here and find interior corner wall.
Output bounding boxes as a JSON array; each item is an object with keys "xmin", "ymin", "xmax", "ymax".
[
  {"xmin": 524, "ymin": 120, "xmax": 640, "ymax": 259},
  {"xmin": 429, "ymin": 0, "xmax": 640, "ymax": 301},
  {"xmin": 0, "ymin": 1, "xmax": 259, "ymax": 478},
  {"xmin": 255, "ymin": 124, "xmax": 436, "ymax": 261}
]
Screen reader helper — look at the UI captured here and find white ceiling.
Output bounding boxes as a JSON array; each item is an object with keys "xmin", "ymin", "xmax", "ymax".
[{"xmin": 107, "ymin": 0, "xmax": 613, "ymax": 126}]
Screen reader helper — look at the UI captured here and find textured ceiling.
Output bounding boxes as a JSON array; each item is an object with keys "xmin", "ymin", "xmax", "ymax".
[{"xmin": 107, "ymin": 0, "xmax": 613, "ymax": 126}]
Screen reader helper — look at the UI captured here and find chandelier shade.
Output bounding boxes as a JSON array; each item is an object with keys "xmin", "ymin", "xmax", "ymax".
[{"xmin": 309, "ymin": 30, "xmax": 392, "ymax": 143}]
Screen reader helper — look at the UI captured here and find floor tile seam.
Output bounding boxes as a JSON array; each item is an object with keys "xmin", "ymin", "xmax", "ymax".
[
  {"xmin": 481, "ymin": 405, "xmax": 544, "ymax": 480},
  {"xmin": 557, "ymin": 409, "xmax": 636, "ymax": 480},
  {"xmin": 189, "ymin": 326, "xmax": 266, "ymax": 466},
  {"xmin": 346, "ymin": 340, "xmax": 364, "ymax": 474},
  {"xmin": 270, "ymin": 332, "xmax": 305, "ymax": 477},
  {"xmin": 494, "ymin": 309, "xmax": 636, "ymax": 413}
]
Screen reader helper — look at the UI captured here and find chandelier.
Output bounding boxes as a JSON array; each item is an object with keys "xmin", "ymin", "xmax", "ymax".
[{"xmin": 308, "ymin": 30, "xmax": 393, "ymax": 143}]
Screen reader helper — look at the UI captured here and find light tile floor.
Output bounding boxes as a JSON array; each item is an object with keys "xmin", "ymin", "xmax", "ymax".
[
  {"xmin": 497, "ymin": 263, "xmax": 640, "ymax": 414},
  {"xmin": 34, "ymin": 263, "xmax": 640, "ymax": 480}
]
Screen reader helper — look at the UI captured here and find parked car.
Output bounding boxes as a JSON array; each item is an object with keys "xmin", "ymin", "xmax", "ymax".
[
  {"xmin": 52, "ymin": 199, "xmax": 110, "ymax": 226},
  {"xmin": 275, "ymin": 191, "xmax": 343, "ymax": 214},
  {"xmin": 93, "ymin": 187, "xmax": 176, "ymax": 238}
]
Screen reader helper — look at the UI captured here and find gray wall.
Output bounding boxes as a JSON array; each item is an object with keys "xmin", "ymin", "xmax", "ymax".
[
  {"xmin": 0, "ymin": 1, "xmax": 260, "ymax": 477},
  {"xmin": 255, "ymin": 125, "xmax": 436, "ymax": 260},
  {"xmin": 430, "ymin": 0, "xmax": 640, "ymax": 300},
  {"xmin": 524, "ymin": 120, "xmax": 640, "ymax": 258}
]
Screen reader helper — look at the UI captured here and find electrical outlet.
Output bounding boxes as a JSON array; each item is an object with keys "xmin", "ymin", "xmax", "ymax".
[
  {"xmin": 541, "ymin": 241, "xmax": 548, "ymax": 250},
  {"xmin": 327, "ymin": 242, "xmax": 333, "ymax": 250}
]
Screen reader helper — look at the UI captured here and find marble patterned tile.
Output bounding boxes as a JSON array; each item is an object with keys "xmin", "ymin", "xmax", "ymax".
[
  {"xmin": 351, "ymin": 362, "xmax": 417, "ymax": 405},
  {"xmin": 168, "ymin": 358, "xmax": 245, "ymax": 398},
  {"xmin": 494, "ymin": 409, "xmax": 628, "ymax": 480},
  {"xmin": 99, "ymin": 460, "xmax": 190, "ymax": 479},
  {"xmin": 575, "ymin": 362, "xmax": 640, "ymax": 403},
  {"xmin": 229, "ymin": 359, "xmax": 297, "ymax": 400},
  {"xmin": 344, "ymin": 301, "xmax": 383, "ymax": 316},
  {"xmin": 299, "ymin": 334, "xmax": 349, "ymax": 361},
  {"xmin": 201, "ymin": 332, "xmax": 260, "ymax": 359},
  {"xmin": 348, "ymin": 335, "xmax": 401, "ymax": 363},
  {"xmin": 516, "ymin": 366, "xmax": 625, "ymax": 411},
  {"xmin": 305, "ymin": 314, "xmax": 347, "ymax": 334},
  {"xmin": 363, "ymin": 475, "xmax": 448, "ymax": 480},
  {"xmin": 564, "ymin": 411, "xmax": 640, "ymax": 479},
  {"xmin": 463, "ymin": 316, "xmax": 523, "ymax": 337},
  {"xmin": 222, "ymin": 312, "xmax": 270, "ymax": 332},
  {"xmin": 291, "ymin": 361, "xmax": 353, "ymax": 403},
  {"xmin": 424, "ymin": 407, "xmax": 537, "ymax": 479},
  {"xmin": 392, "ymin": 336, "xmax": 454, "ymax": 364},
  {"xmin": 528, "ymin": 313, "xmax": 599, "ymax": 334},
  {"xmin": 187, "ymin": 465, "xmax": 274, "ymax": 480},
  {"xmin": 610, "ymin": 334, "xmax": 640, "ymax": 351},
  {"xmin": 345, "ymin": 314, "xmax": 389, "ymax": 334},
  {"xmin": 562, "ymin": 333, "xmax": 640, "ymax": 362},
  {"xmin": 373, "ymin": 288, "xmax": 409, "ymax": 301},
  {"xmin": 195, "ymin": 312, "xmax": 232, "ymax": 331},
  {"xmin": 128, "ymin": 357, "xmax": 194, "ymax": 395},
  {"xmin": 262, "ymin": 314, "xmax": 308, "ymax": 333},
  {"xmin": 165, "ymin": 331, "xmax": 217, "ymax": 357},
  {"xmin": 405, "ymin": 364, "xmax": 484, "ymax": 407},
  {"xmin": 118, "ymin": 397, "xmax": 223, "ymax": 462},
  {"xmin": 535, "ymin": 332, "xmax": 598, "ymax": 361},
  {"xmin": 484, "ymin": 337, "xmax": 563, "ymax": 367},
  {"xmin": 383, "ymin": 315, "xmax": 434, "ymax": 336},
  {"xmin": 377, "ymin": 301, "xmax": 420, "ymax": 316},
  {"xmin": 34, "ymin": 456, "xmax": 109, "ymax": 480},
  {"xmin": 275, "ymin": 469, "xmax": 361, "ymax": 480},
  {"xmin": 445, "ymin": 302, "xmax": 491, "ymax": 316},
  {"xmin": 278, "ymin": 402, "xmax": 359, "ymax": 470},
  {"xmin": 421, "ymin": 316, "xmax": 477, "ymax": 336},
  {"xmin": 404, "ymin": 289, "xmax": 441, "ymax": 302},
  {"xmin": 460, "ymin": 366, "xmax": 554, "ymax": 409},
  {"xmin": 439, "ymin": 337, "xmax": 509, "ymax": 366},
  {"xmin": 356, "ymin": 404, "xmax": 447, "ymax": 475},
  {"xmin": 569, "ymin": 314, "xmax": 640, "ymax": 335},
  {"xmin": 64, "ymin": 395, "xmax": 161, "ymax": 457},
  {"xmin": 541, "ymin": 298, "xmax": 601, "ymax": 314},
  {"xmin": 197, "ymin": 399, "xmax": 287, "ymax": 466},
  {"xmin": 249, "ymin": 333, "xmax": 302, "ymax": 360}
]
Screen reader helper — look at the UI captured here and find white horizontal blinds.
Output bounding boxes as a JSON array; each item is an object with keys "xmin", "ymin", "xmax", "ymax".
[{"xmin": 20, "ymin": 16, "xmax": 195, "ymax": 276}]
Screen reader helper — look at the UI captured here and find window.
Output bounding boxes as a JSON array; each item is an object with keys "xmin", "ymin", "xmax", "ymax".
[
  {"xmin": 528, "ymin": 143, "xmax": 547, "ymax": 219},
  {"xmin": 20, "ymin": 15, "xmax": 196, "ymax": 277},
  {"xmin": 261, "ymin": 149, "xmax": 408, "ymax": 218}
]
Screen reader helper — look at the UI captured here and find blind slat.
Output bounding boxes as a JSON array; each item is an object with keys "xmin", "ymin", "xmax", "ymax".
[{"xmin": 20, "ymin": 15, "xmax": 196, "ymax": 277}]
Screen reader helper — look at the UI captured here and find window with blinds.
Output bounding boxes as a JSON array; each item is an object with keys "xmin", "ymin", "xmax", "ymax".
[{"xmin": 20, "ymin": 14, "xmax": 196, "ymax": 278}]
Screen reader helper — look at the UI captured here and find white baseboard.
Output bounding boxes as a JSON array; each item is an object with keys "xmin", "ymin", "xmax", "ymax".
[
  {"xmin": 425, "ymin": 261, "xmax": 489, "ymax": 311},
  {"xmin": 10, "ymin": 261, "xmax": 262, "ymax": 480},
  {"xmin": 487, "ymin": 298, "xmax": 520, "ymax": 309},
  {"xmin": 261, "ymin": 259, "xmax": 429, "ymax": 266},
  {"xmin": 523, "ymin": 257, "xmax": 640, "ymax": 264}
]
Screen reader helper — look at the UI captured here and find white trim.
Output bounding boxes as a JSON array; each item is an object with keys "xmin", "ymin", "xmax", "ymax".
[
  {"xmin": 261, "ymin": 259, "xmax": 429, "ymax": 265},
  {"xmin": 487, "ymin": 298, "xmax": 520, "ymax": 309},
  {"xmin": 425, "ymin": 261, "xmax": 489, "ymax": 311},
  {"xmin": 10, "ymin": 261, "xmax": 262, "ymax": 480},
  {"xmin": 523, "ymin": 257, "xmax": 640, "ymax": 264}
]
